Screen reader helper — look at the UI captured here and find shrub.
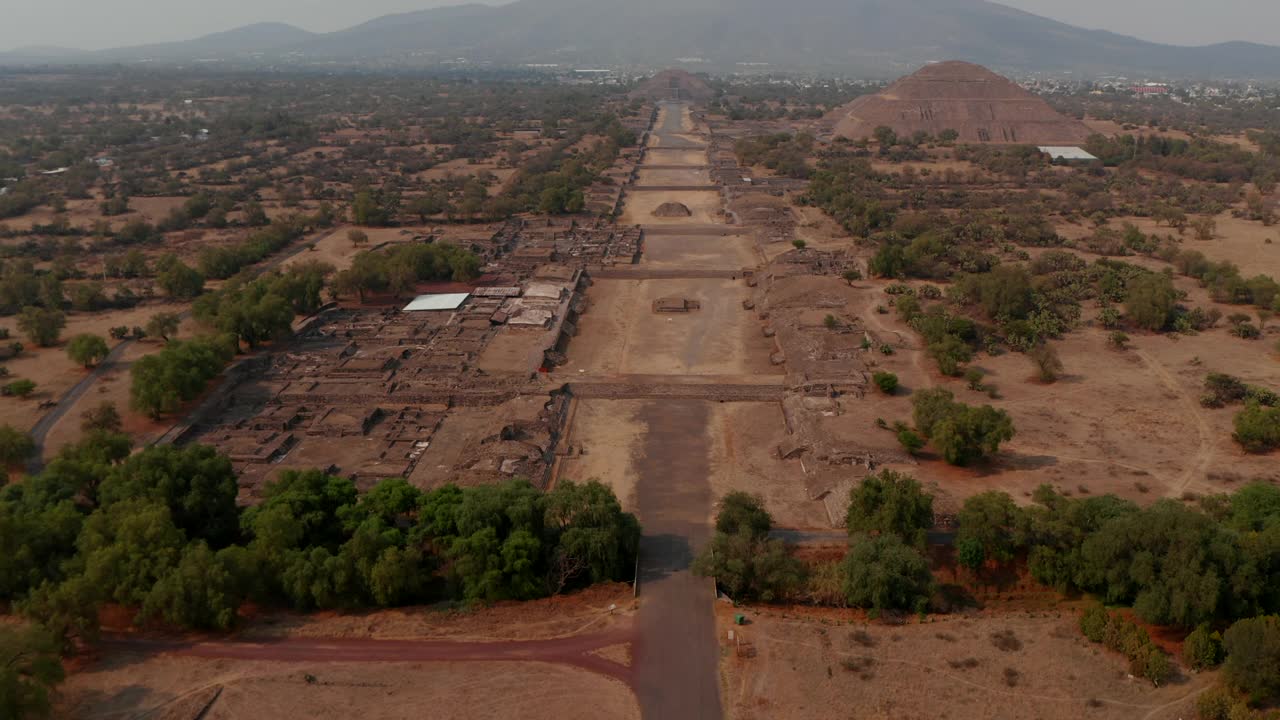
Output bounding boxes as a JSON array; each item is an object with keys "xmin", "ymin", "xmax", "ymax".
[
  {"xmin": 1080, "ymin": 605, "xmax": 1109, "ymax": 643},
  {"xmin": 1233, "ymin": 403, "xmax": 1280, "ymax": 453},
  {"xmin": 66, "ymin": 334, "xmax": 110, "ymax": 368},
  {"xmin": 872, "ymin": 371, "xmax": 898, "ymax": 395},
  {"xmin": 1028, "ymin": 344, "xmax": 1064, "ymax": 383},
  {"xmin": 17, "ymin": 307, "xmax": 65, "ymax": 347},
  {"xmin": 1223, "ymin": 616, "xmax": 1280, "ymax": 705},
  {"xmin": 964, "ymin": 367, "xmax": 985, "ymax": 391},
  {"xmin": 897, "ymin": 429, "xmax": 924, "ymax": 455},
  {"xmin": 927, "ymin": 335, "xmax": 972, "ymax": 376},
  {"xmin": 3, "ymin": 378, "xmax": 36, "ymax": 398},
  {"xmin": 1183, "ymin": 624, "xmax": 1224, "ymax": 670}
]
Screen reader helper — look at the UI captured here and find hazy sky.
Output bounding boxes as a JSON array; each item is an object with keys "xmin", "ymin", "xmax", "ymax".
[{"xmin": 1, "ymin": 0, "xmax": 1277, "ymax": 52}]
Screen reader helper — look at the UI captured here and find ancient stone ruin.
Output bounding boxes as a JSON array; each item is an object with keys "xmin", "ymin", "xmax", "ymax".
[
  {"xmin": 828, "ymin": 60, "xmax": 1092, "ymax": 145},
  {"xmin": 652, "ymin": 201, "xmax": 693, "ymax": 218}
]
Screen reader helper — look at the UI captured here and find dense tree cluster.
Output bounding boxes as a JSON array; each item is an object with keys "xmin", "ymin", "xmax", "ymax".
[
  {"xmin": 197, "ymin": 216, "xmax": 309, "ymax": 279},
  {"xmin": 693, "ymin": 492, "xmax": 805, "ymax": 602},
  {"xmin": 0, "ymin": 436, "xmax": 639, "ymax": 649},
  {"xmin": 911, "ymin": 389, "xmax": 1015, "ymax": 466},
  {"xmin": 734, "ymin": 133, "xmax": 815, "ymax": 179},
  {"xmin": 129, "ymin": 336, "xmax": 235, "ymax": 417},
  {"xmin": 1084, "ymin": 133, "xmax": 1280, "ymax": 185},
  {"xmin": 192, "ymin": 262, "xmax": 330, "ymax": 348},
  {"xmin": 333, "ymin": 243, "xmax": 480, "ymax": 302},
  {"xmin": 1018, "ymin": 483, "xmax": 1280, "ymax": 628},
  {"xmin": 0, "ymin": 624, "xmax": 64, "ymax": 720}
]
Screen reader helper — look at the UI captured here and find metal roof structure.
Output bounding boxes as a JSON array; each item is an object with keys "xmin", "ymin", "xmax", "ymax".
[
  {"xmin": 1038, "ymin": 146, "xmax": 1099, "ymax": 161},
  {"xmin": 402, "ymin": 293, "xmax": 470, "ymax": 312}
]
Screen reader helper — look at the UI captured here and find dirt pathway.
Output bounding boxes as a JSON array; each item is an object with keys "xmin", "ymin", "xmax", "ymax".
[
  {"xmin": 1135, "ymin": 349, "xmax": 1215, "ymax": 497},
  {"xmin": 99, "ymin": 626, "xmax": 635, "ymax": 684}
]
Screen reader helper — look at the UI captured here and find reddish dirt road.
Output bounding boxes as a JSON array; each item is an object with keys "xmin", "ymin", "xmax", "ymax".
[{"xmin": 100, "ymin": 627, "xmax": 634, "ymax": 683}]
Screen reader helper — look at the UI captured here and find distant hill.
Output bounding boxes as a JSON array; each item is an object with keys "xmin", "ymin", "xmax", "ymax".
[
  {"xmin": 91, "ymin": 22, "xmax": 316, "ymax": 61},
  {"xmin": 8, "ymin": 0, "xmax": 1280, "ymax": 79}
]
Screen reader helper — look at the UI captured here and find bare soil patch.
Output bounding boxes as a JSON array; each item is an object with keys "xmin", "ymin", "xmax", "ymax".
[
  {"xmin": 245, "ymin": 582, "xmax": 635, "ymax": 643},
  {"xmin": 565, "ymin": 279, "xmax": 778, "ymax": 376},
  {"xmin": 619, "ymin": 190, "xmax": 723, "ymax": 226},
  {"xmin": 707, "ymin": 402, "xmax": 827, "ymax": 528},
  {"xmin": 635, "ymin": 167, "xmax": 712, "ymax": 185},
  {"xmin": 60, "ymin": 657, "xmax": 639, "ymax": 720},
  {"xmin": 641, "ymin": 234, "xmax": 760, "ymax": 271},
  {"xmin": 642, "ymin": 148, "xmax": 707, "ymax": 166},
  {"xmin": 557, "ymin": 399, "xmax": 647, "ymax": 511},
  {"xmin": 720, "ymin": 607, "xmax": 1212, "ymax": 720}
]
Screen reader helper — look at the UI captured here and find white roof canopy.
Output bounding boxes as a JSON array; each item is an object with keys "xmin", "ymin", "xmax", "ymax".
[{"xmin": 402, "ymin": 293, "xmax": 469, "ymax": 312}]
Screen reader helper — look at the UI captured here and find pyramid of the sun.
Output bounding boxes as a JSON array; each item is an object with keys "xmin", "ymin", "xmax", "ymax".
[
  {"xmin": 630, "ymin": 69, "xmax": 715, "ymax": 104},
  {"xmin": 829, "ymin": 61, "xmax": 1092, "ymax": 145}
]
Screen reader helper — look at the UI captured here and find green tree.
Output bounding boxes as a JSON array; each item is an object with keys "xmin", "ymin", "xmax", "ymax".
[
  {"xmin": 142, "ymin": 541, "xmax": 241, "ymax": 630},
  {"xmin": 0, "ymin": 424, "xmax": 34, "ymax": 467},
  {"xmin": 927, "ymin": 335, "xmax": 972, "ymax": 376},
  {"xmin": 692, "ymin": 529, "xmax": 805, "ymax": 602},
  {"xmin": 99, "ymin": 444, "xmax": 240, "ymax": 547},
  {"xmin": 715, "ymin": 492, "xmax": 773, "ymax": 538},
  {"xmin": 129, "ymin": 337, "xmax": 233, "ymax": 418},
  {"xmin": 79, "ymin": 401, "xmax": 122, "ymax": 434},
  {"xmin": 144, "ymin": 312, "xmax": 181, "ymax": 342},
  {"xmin": 17, "ymin": 307, "xmax": 65, "ymax": 347},
  {"xmin": 66, "ymin": 334, "xmax": 109, "ymax": 368},
  {"xmin": 957, "ymin": 492, "xmax": 1024, "ymax": 565},
  {"xmin": 155, "ymin": 258, "xmax": 204, "ymax": 299},
  {"xmin": 1183, "ymin": 624, "xmax": 1224, "ymax": 670},
  {"xmin": 845, "ymin": 470, "xmax": 934, "ymax": 548},
  {"xmin": 543, "ymin": 480, "xmax": 641, "ymax": 588},
  {"xmin": 0, "ymin": 624, "xmax": 65, "ymax": 720},
  {"xmin": 1124, "ymin": 273, "xmax": 1177, "ymax": 331},
  {"xmin": 913, "ymin": 389, "xmax": 1014, "ymax": 465},
  {"xmin": 840, "ymin": 533, "xmax": 933, "ymax": 614},
  {"xmin": 1223, "ymin": 616, "xmax": 1280, "ymax": 705}
]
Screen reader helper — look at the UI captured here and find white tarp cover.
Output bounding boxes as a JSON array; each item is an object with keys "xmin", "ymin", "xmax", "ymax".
[
  {"xmin": 1038, "ymin": 146, "xmax": 1098, "ymax": 161},
  {"xmin": 403, "ymin": 293, "xmax": 470, "ymax": 311}
]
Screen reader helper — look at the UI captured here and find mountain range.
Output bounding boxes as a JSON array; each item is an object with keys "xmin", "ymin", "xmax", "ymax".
[{"xmin": 4, "ymin": 0, "xmax": 1280, "ymax": 79}]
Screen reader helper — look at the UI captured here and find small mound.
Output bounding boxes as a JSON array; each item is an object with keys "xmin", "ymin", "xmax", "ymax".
[{"xmin": 652, "ymin": 202, "xmax": 692, "ymax": 218}]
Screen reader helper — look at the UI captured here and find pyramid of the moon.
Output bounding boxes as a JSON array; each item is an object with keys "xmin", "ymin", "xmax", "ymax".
[
  {"xmin": 829, "ymin": 61, "xmax": 1092, "ymax": 145},
  {"xmin": 630, "ymin": 69, "xmax": 715, "ymax": 104}
]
